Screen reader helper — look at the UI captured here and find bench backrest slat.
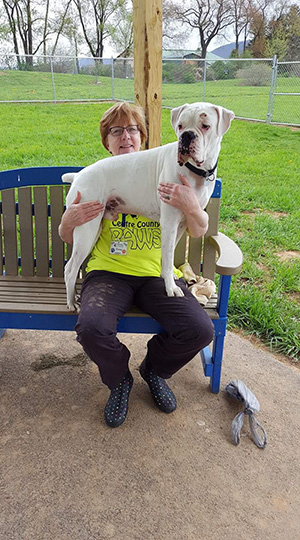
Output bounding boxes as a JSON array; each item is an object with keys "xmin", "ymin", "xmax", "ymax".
[
  {"xmin": 50, "ymin": 186, "xmax": 64, "ymax": 277},
  {"xmin": 2, "ymin": 189, "xmax": 18, "ymax": 275},
  {"xmin": 189, "ymin": 236, "xmax": 204, "ymax": 275},
  {"xmin": 202, "ymin": 197, "xmax": 220, "ymax": 280},
  {"xmin": 174, "ymin": 232, "xmax": 188, "ymax": 268},
  {"xmin": 34, "ymin": 186, "xmax": 49, "ymax": 277},
  {"xmin": 18, "ymin": 187, "xmax": 34, "ymax": 276}
]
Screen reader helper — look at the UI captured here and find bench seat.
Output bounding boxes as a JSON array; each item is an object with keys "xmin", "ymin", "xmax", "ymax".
[{"xmin": 0, "ymin": 275, "xmax": 219, "ymax": 317}]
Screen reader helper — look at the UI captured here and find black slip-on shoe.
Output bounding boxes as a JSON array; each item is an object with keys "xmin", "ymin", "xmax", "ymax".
[
  {"xmin": 104, "ymin": 371, "xmax": 133, "ymax": 428},
  {"xmin": 139, "ymin": 358, "xmax": 177, "ymax": 414}
]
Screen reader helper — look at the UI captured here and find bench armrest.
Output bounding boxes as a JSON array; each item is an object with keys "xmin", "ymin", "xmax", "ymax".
[{"xmin": 209, "ymin": 232, "xmax": 243, "ymax": 276}]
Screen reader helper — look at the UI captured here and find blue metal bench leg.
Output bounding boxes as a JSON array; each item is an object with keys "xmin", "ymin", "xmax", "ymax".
[
  {"xmin": 0, "ymin": 329, "xmax": 6, "ymax": 339},
  {"xmin": 209, "ymin": 274, "xmax": 232, "ymax": 393},
  {"xmin": 210, "ymin": 334, "xmax": 224, "ymax": 393}
]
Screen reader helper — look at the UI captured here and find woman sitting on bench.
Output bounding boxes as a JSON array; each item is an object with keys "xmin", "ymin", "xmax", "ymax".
[{"xmin": 58, "ymin": 102, "xmax": 213, "ymax": 428}]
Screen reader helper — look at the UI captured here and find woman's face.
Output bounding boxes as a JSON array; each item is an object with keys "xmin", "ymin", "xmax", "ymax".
[{"xmin": 106, "ymin": 116, "xmax": 141, "ymax": 156}]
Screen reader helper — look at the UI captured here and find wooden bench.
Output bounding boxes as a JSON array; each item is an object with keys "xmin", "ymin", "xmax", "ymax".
[{"xmin": 0, "ymin": 166, "xmax": 243, "ymax": 393}]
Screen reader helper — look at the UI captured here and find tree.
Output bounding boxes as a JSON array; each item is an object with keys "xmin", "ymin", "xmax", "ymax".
[
  {"xmin": 2, "ymin": 0, "xmax": 53, "ymax": 66},
  {"xmin": 50, "ymin": 0, "xmax": 73, "ymax": 56},
  {"xmin": 265, "ymin": 15, "xmax": 288, "ymax": 59},
  {"xmin": 108, "ymin": 0, "xmax": 133, "ymax": 57},
  {"xmin": 266, "ymin": 3, "xmax": 300, "ymax": 61},
  {"xmin": 2, "ymin": 1, "xmax": 21, "ymax": 62},
  {"xmin": 163, "ymin": 0, "xmax": 234, "ymax": 58},
  {"xmin": 231, "ymin": 0, "xmax": 252, "ymax": 55},
  {"xmin": 1, "ymin": 0, "xmax": 75, "ymax": 65},
  {"xmin": 247, "ymin": 0, "xmax": 280, "ymax": 57},
  {"xmin": 72, "ymin": 0, "xmax": 125, "ymax": 60},
  {"xmin": 163, "ymin": 0, "xmax": 192, "ymax": 49},
  {"xmin": 285, "ymin": 4, "xmax": 300, "ymax": 61}
]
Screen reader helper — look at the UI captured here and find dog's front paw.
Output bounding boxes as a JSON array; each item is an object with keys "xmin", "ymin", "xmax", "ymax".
[
  {"xmin": 67, "ymin": 296, "xmax": 80, "ymax": 312},
  {"xmin": 166, "ymin": 285, "xmax": 184, "ymax": 298},
  {"xmin": 67, "ymin": 301, "xmax": 78, "ymax": 312}
]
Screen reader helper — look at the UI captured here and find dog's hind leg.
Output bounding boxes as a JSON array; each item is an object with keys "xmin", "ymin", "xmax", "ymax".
[{"xmin": 65, "ymin": 216, "xmax": 102, "ymax": 310}]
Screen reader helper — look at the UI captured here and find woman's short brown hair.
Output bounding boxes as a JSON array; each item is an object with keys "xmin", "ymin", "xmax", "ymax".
[{"xmin": 100, "ymin": 102, "xmax": 147, "ymax": 151}]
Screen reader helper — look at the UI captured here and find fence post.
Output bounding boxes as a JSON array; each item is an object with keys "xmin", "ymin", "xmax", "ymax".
[
  {"xmin": 266, "ymin": 55, "xmax": 277, "ymax": 124},
  {"xmin": 202, "ymin": 58, "xmax": 207, "ymax": 101},
  {"xmin": 50, "ymin": 56, "xmax": 56, "ymax": 103},
  {"xmin": 111, "ymin": 56, "xmax": 115, "ymax": 100},
  {"xmin": 73, "ymin": 56, "xmax": 78, "ymax": 75}
]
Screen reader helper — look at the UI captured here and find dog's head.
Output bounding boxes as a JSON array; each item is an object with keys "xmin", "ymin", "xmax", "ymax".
[{"xmin": 171, "ymin": 102, "xmax": 234, "ymax": 168}]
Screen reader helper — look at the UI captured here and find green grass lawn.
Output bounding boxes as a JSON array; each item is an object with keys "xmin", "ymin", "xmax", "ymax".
[
  {"xmin": 0, "ymin": 102, "xmax": 299, "ymax": 361},
  {"xmin": 1, "ymin": 69, "xmax": 299, "ymax": 125}
]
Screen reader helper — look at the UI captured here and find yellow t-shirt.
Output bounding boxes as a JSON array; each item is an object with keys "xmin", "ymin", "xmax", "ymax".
[{"xmin": 86, "ymin": 213, "xmax": 183, "ymax": 278}]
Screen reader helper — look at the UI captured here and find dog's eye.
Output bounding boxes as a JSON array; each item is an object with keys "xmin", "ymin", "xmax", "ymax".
[
  {"xmin": 202, "ymin": 124, "xmax": 210, "ymax": 130},
  {"xmin": 178, "ymin": 124, "xmax": 183, "ymax": 130}
]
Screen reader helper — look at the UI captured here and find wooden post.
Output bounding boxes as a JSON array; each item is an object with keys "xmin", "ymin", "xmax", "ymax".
[{"xmin": 133, "ymin": 0, "xmax": 162, "ymax": 149}]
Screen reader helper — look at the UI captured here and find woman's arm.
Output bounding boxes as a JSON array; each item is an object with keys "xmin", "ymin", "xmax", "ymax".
[
  {"xmin": 58, "ymin": 191, "xmax": 104, "ymax": 244},
  {"xmin": 157, "ymin": 174, "xmax": 209, "ymax": 238}
]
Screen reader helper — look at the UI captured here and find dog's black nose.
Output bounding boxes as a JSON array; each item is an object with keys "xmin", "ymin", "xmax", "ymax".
[
  {"xmin": 181, "ymin": 130, "xmax": 196, "ymax": 146},
  {"xmin": 180, "ymin": 130, "xmax": 196, "ymax": 155}
]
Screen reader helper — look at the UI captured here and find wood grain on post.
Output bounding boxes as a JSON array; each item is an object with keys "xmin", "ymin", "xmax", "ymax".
[{"xmin": 133, "ymin": 0, "xmax": 162, "ymax": 149}]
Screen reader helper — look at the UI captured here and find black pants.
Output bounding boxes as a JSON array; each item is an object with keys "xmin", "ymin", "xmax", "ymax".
[{"xmin": 75, "ymin": 271, "xmax": 214, "ymax": 389}]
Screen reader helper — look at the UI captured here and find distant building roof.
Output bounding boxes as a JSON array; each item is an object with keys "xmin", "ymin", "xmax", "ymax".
[{"xmin": 162, "ymin": 49, "xmax": 223, "ymax": 61}]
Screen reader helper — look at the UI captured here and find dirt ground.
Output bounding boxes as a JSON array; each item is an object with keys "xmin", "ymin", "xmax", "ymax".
[{"xmin": 0, "ymin": 329, "xmax": 299, "ymax": 540}]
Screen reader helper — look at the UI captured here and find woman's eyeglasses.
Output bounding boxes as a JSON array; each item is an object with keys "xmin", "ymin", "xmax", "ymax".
[{"xmin": 109, "ymin": 125, "xmax": 140, "ymax": 137}]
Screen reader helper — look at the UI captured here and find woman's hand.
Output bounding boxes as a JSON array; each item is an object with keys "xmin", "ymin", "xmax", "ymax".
[
  {"xmin": 58, "ymin": 191, "xmax": 104, "ymax": 244},
  {"xmin": 157, "ymin": 174, "xmax": 209, "ymax": 238},
  {"xmin": 158, "ymin": 174, "xmax": 199, "ymax": 214}
]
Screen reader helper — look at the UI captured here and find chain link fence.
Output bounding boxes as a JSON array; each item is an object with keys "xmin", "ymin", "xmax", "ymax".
[
  {"xmin": 0, "ymin": 54, "xmax": 299, "ymax": 126},
  {"xmin": 272, "ymin": 61, "xmax": 300, "ymax": 125}
]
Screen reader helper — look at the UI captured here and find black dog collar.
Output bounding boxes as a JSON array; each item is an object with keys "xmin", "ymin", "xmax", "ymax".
[{"xmin": 184, "ymin": 159, "xmax": 218, "ymax": 181}]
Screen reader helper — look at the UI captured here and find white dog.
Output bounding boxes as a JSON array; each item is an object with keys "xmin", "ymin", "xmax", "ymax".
[{"xmin": 63, "ymin": 102, "xmax": 234, "ymax": 310}]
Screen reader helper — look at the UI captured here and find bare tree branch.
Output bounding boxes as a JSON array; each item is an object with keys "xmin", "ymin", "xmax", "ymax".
[
  {"xmin": 51, "ymin": 0, "xmax": 73, "ymax": 55},
  {"xmin": 73, "ymin": 0, "xmax": 125, "ymax": 59},
  {"xmin": 163, "ymin": 0, "xmax": 235, "ymax": 57}
]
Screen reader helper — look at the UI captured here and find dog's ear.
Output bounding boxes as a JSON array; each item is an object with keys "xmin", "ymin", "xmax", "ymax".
[
  {"xmin": 171, "ymin": 104, "xmax": 189, "ymax": 130},
  {"xmin": 214, "ymin": 106, "xmax": 235, "ymax": 136}
]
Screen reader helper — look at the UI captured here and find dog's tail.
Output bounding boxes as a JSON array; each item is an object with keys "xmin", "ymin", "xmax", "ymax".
[{"xmin": 62, "ymin": 173, "xmax": 76, "ymax": 183}]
